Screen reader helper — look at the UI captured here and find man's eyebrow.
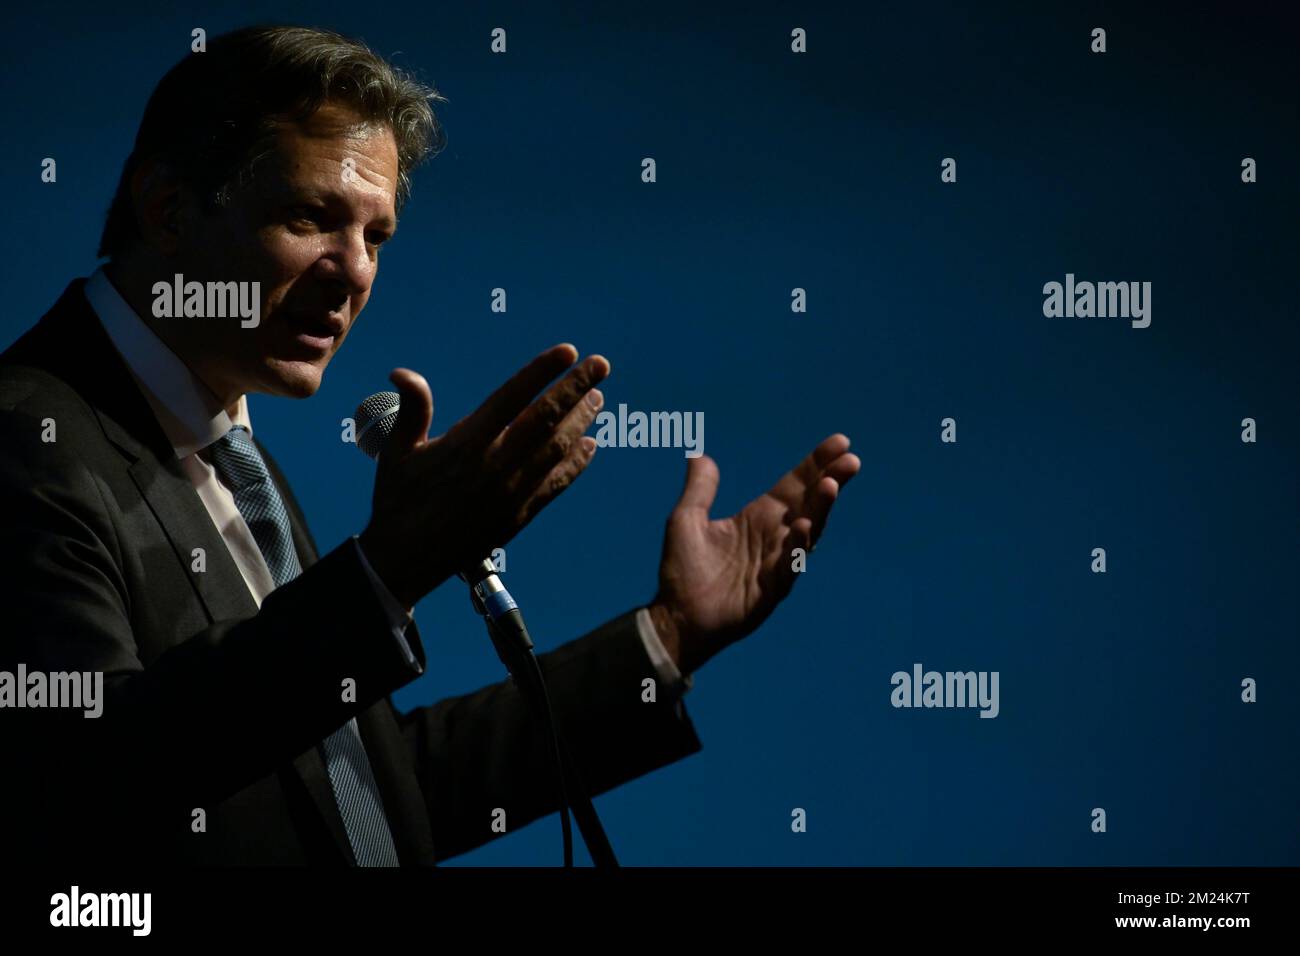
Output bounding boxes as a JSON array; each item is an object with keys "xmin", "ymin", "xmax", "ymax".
[{"xmin": 280, "ymin": 186, "xmax": 398, "ymax": 232}]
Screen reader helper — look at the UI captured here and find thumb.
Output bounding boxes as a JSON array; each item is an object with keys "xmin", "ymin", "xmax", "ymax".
[
  {"xmin": 676, "ymin": 454, "xmax": 719, "ymax": 516},
  {"xmin": 385, "ymin": 367, "xmax": 434, "ymax": 456}
]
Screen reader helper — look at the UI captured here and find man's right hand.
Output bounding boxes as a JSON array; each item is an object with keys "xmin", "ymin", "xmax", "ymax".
[{"xmin": 358, "ymin": 344, "xmax": 609, "ymax": 609}]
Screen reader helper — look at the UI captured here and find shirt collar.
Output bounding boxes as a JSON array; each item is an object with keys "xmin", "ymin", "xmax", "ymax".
[{"xmin": 84, "ymin": 266, "xmax": 251, "ymax": 458}]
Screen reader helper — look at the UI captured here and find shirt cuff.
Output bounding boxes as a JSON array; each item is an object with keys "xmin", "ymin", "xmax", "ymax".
[
  {"xmin": 351, "ymin": 534, "xmax": 420, "ymax": 672},
  {"xmin": 635, "ymin": 607, "xmax": 694, "ymax": 697}
]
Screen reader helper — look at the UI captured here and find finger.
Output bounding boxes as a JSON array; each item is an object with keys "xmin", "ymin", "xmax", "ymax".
[
  {"xmin": 494, "ymin": 354, "xmax": 610, "ymax": 461},
  {"xmin": 822, "ymin": 452, "xmax": 861, "ymax": 487},
  {"xmin": 508, "ymin": 383, "xmax": 605, "ymax": 491},
  {"xmin": 385, "ymin": 368, "xmax": 434, "ymax": 457},
  {"xmin": 676, "ymin": 454, "xmax": 720, "ymax": 516},
  {"xmin": 803, "ymin": 475, "xmax": 840, "ymax": 546},
  {"xmin": 452, "ymin": 344, "xmax": 580, "ymax": 447},
  {"xmin": 798, "ymin": 433, "xmax": 852, "ymax": 484},
  {"xmin": 789, "ymin": 516, "xmax": 813, "ymax": 555},
  {"xmin": 770, "ymin": 433, "xmax": 853, "ymax": 503},
  {"xmin": 514, "ymin": 434, "xmax": 598, "ymax": 527}
]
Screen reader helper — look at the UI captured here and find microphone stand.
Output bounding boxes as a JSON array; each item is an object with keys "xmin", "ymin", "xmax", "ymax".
[{"xmin": 464, "ymin": 564, "xmax": 619, "ymax": 868}]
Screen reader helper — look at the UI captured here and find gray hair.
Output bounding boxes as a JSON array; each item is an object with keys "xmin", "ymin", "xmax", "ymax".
[{"xmin": 97, "ymin": 25, "xmax": 446, "ymax": 259}]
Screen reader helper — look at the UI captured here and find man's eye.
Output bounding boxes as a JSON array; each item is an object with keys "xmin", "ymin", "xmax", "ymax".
[{"xmin": 289, "ymin": 206, "xmax": 323, "ymax": 227}]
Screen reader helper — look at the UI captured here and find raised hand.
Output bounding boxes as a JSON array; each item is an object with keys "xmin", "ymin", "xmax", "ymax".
[
  {"xmin": 359, "ymin": 344, "xmax": 609, "ymax": 608},
  {"xmin": 647, "ymin": 435, "xmax": 861, "ymax": 675}
]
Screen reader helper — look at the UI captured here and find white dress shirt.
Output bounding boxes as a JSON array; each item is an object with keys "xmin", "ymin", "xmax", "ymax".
[{"xmin": 82, "ymin": 266, "xmax": 690, "ymax": 697}]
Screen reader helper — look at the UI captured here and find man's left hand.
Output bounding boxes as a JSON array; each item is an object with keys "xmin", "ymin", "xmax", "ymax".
[{"xmin": 647, "ymin": 434, "xmax": 861, "ymax": 676}]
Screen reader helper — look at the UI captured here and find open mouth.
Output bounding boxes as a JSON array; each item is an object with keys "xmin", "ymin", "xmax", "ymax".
[{"xmin": 288, "ymin": 312, "xmax": 346, "ymax": 352}]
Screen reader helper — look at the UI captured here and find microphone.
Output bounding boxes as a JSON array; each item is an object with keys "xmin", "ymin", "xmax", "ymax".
[
  {"xmin": 353, "ymin": 392, "xmax": 532, "ymax": 657},
  {"xmin": 353, "ymin": 390, "xmax": 401, "ymax": 461}
]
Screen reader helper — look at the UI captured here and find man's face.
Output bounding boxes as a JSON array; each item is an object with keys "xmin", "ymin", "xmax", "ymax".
[{"xmin": 174, "ymin": 102, "xmax": 399, "ymax": 400}]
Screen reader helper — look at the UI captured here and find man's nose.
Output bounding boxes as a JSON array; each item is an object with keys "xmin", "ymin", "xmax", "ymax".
[{"xmin": 316, "ymin": 226, "xmax": 375, "ymax": 298}]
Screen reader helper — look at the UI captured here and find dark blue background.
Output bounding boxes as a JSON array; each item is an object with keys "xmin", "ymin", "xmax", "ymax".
[{"xmin": 4, "ymin": 2, "xmax": 1296, "ymax": 864}]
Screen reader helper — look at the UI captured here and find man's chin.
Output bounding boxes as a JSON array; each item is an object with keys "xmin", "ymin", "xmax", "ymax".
[{"xmin": 261, "ymin": 359, "xmax": 326, "ymax": 399}]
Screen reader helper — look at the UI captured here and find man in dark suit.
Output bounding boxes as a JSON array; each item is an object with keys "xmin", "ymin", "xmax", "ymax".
[{"xmin": 0, "ymin": 25, "xmax": 859, "ymax": 866}]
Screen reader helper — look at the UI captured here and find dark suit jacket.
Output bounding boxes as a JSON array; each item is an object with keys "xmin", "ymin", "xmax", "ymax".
[{"xmin": 0, "ymin": 279, "xmax": 702, "ymax": 866}]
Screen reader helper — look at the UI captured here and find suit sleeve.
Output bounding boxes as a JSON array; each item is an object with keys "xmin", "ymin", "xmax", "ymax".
[
  {"xmin": 0, "ymin": 407, "xmax": 426, "ymax": 859},
  {"xmin": 393, "ymin": 609, "xmax": 703, "ymax": 861}
]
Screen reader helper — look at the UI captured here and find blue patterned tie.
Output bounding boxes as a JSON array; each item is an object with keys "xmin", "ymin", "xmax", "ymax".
[{"xmin": 209, "ymin": 424, "xmax": 401, "ymax": 866}]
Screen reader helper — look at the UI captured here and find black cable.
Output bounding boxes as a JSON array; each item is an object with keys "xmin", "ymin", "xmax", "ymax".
[
  {"xmin": 483, "ymin": 612, "xmax": 619, "ymax": 867},
  {"xmin": 519, "ymin": 647, "xmax": 574, "ymax": 867}
]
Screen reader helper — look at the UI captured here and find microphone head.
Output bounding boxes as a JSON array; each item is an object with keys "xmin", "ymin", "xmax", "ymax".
[{"xmin": 354, "ymin": 390, "xmax": 401, "ymax": 460}]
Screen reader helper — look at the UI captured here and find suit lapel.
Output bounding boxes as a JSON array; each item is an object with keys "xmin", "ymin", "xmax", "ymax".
[
  {"xmin": 24, "ymin": 282, "xmax": 261, "ymax": 625},
  {"xmin": 127, "ymin": 453, "xmax": 261, "ymax": 622}
]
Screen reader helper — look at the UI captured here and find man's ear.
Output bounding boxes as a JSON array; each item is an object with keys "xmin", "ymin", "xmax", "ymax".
[{"xmin": 129, "ymin": 156, "xmax": 192, "ymax": 255}]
